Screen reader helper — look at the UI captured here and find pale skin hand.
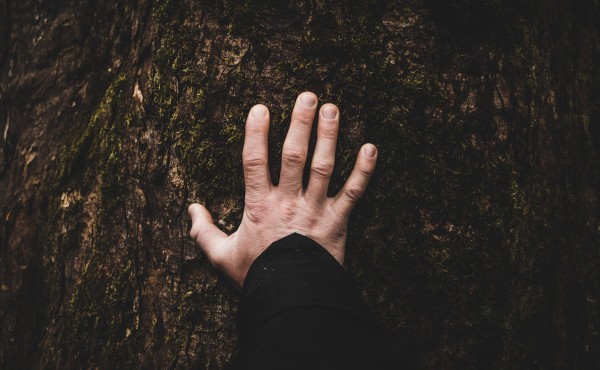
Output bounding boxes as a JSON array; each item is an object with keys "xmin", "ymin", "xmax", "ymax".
[{"xmin": 188, "ymin": 92, "xmax": 377, "ymax": 289}]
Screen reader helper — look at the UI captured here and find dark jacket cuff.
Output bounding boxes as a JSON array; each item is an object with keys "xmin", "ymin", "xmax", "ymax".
[{"xmin": 236, "ymin": 233, "xmax": 372, "ymax": 339}]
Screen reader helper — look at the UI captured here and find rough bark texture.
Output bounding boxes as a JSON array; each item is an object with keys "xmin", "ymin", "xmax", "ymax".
[{"xmin": 1, "ymin": 0, "xmax": 599, "ymax": 369}]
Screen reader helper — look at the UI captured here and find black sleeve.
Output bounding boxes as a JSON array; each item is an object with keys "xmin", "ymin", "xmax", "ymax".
[{"xmin": 229, "ymin": 233, "xmax": 405, "ymax": 370}]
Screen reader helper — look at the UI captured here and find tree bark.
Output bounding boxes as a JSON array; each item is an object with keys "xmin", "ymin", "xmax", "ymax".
[{"xmin": 1, "ymin": 0, "xmax": 599, "ymax": 368}]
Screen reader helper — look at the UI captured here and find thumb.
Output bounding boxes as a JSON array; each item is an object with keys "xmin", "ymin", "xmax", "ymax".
[{"xmin": 188, "ymin": 203, "xmax": 227, "ymax": 262}]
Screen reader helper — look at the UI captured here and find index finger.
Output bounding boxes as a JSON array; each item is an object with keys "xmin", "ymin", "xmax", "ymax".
[{"xmin": 242, "ymin": 104, "xmax": 272, "ymax": 200}]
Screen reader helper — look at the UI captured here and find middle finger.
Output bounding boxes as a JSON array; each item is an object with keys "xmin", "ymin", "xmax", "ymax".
[{"xmin": 278, "ymin": 91, "xmax": 318, "ymax": 195}]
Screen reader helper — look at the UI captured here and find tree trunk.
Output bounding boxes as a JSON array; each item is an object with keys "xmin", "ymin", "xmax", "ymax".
[{"xmin": 1, "ymin": 0, "xmax": 599, "ymax": 368}]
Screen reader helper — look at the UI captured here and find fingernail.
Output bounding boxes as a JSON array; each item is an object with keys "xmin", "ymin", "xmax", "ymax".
[
  {"xmin": 364, "ymin": 144, "xmax": 377, "ymax": 158},
  {"xmin": 251, "ymin": 105, "xmax": 267, "ymax": 117},
  {"xmin": 322, "ymin": 105, "xmax": 337, "ymax": 119},
  {"xmin": 300, "ymin": 93, "xmax": 316, "ymax": 106}
]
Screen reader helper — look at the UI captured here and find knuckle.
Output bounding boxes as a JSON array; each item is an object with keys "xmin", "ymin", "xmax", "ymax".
[
  {"xmin": 319, "ymin": 127, "xmax": 337, "ymax": 140},
  {"xmin": 246, "ymin": 124, "xmax": 265, "ymax": 135},
  {"xmin": 311, "ymin": 161, "xmax": 334, "ymax": 179},
  {"xmin": 344, "ymin": 187, "xmax": 363, "ymax": 202},
  {"xmin": 245, "ymin": 209, "xmax": 265, "ymax": 224},
  {"xmin": 293, "ymin": 114, "xmax": 313, "ymax": 127},
  {"xmin": 357, "ymin": 165, "xmax": 373, "ymax": 178},
  {"xmin": 246, "ymin": 119, "xmax": 266, "ymax": 135},
  {"xmin": 305, "ymin": 214, "xmax": 319, "ymax": 227},
  {"xmin": 243, "ymin": 154, "xmax": 267, "ymax": 169},
  {"xmin": 279, "ymin": 200, "xmax": 297, "ymax": 222},
  {"xmin": 327, "ymin": 222, "xmax": 346, "ymax": 239},
  {"xmin": 282, "ymin": 148, "xmax": 306, "ymax": 166},
  {"xmin": 245, "ymin": 200, "xmax": 268, "ymax": 223}
]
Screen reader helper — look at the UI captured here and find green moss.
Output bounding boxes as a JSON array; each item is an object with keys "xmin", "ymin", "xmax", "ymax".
[
  {"xmin": 149, "ymin": 0, "xmax": 251, "ymax": 208},
  {"xmin": 36, "ymin": 0, "xmax": 599, "ymax": 367},
  {"xmin": 52, "ymin": 74, "xmax": 128, "ymax": 184},
  {"xmin": 64, "ymin": 258, "xmax": 136, "ymax": 367},
  {"xmin": 41, "ymin": 71, "xmax": 139, "ymax": 367}
]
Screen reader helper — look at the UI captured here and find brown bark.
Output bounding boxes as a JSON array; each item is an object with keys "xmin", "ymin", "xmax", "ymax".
[{"xmin": 1, "ymin": 0, "xmax": 599, "ymax": 368}]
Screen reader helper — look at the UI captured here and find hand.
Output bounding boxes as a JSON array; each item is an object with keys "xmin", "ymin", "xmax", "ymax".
[{"xmin": 188, "ymin": 92, "xmax": 377, "ymax": 289}]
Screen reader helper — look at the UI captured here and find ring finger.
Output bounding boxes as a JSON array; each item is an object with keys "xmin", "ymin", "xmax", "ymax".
[{"xmin": 305, "ymin": 103, "xmax": 339, "ymax": 205}]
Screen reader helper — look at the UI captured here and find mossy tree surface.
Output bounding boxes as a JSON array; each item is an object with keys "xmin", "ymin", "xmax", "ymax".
[{"xmin": 1, "ymin": 0, "xmax": 599, "ymax": 368}]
